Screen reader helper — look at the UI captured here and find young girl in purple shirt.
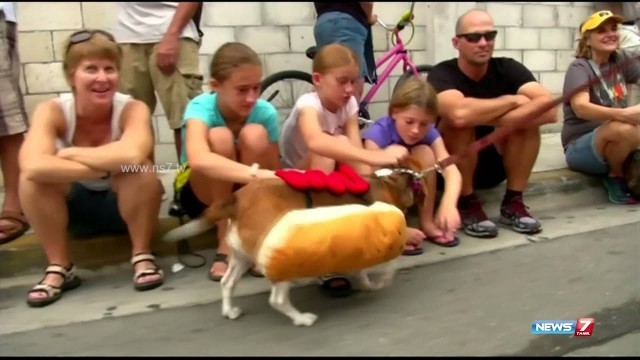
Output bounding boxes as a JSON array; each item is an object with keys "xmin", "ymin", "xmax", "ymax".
[{"xmin": 362, "ymin": 77, "xmax": 463, "ymax": 255}]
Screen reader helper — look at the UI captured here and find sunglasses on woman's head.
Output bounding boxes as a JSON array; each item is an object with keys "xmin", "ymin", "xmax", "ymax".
[
  {"xmin": 456, "ymin": 30, "xmax": 498, "ymax": 43},
  {"xmin": 66, "ymin": 30, "xmax": 116, "ymax": 53}
]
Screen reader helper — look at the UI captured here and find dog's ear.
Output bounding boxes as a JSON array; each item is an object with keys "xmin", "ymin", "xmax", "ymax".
[{"xmin": 399, "ymin": 155, "xmax": 425, "ymax": 173}]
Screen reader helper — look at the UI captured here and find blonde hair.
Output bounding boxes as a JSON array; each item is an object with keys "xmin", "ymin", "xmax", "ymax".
[
  {"xmin": 575, "ymin": 22, "xmax": 592, "ymax": 59},
  {"xmin": 209, "ymin": 42, "xmax": 262, "ymax": 82},
  {"xmin": 389, "ymin": 76, "xmax": 439, "ymax": 117},
  {"xmin": 62, "ymin": 30, "xmax": 122, "ymax": 86},
  {"xmin": 312, "ymin": 43, "xmax": 360, "ymax": 74}
]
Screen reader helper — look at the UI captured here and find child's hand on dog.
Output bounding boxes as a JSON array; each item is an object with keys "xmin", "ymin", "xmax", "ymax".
[{"xmin": 373, "ymin": 145, "xmax": 409, "ymax": 166}]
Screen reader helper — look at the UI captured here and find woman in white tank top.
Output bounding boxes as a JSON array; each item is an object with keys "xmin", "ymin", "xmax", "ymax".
[{"xmin": 19, "ymin": 30, "xmax": 165, "ymax": 308}]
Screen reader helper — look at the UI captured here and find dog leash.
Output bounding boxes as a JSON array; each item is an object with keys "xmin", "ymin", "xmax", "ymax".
[{"xmin": 416, "ymin": 53, "xmax": 640, "ymax": 178}]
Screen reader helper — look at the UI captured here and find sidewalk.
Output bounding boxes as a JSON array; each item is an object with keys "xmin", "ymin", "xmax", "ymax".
[{"xmin": 2, "ymin": 134, "xmax": 640, "ymax": 336}]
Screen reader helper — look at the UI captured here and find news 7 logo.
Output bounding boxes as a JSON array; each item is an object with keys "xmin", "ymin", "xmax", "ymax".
[{"xmin": 530, "ymin": 318, "xmax": 595, "ymax": 336}]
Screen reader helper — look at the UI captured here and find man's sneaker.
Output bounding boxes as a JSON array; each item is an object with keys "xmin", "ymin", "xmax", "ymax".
[
  {"xmin": 499, "ymin": 196, "xmax": 542, "ymax": 234},
  {"xmin": 602, "ymin": 177, "xmax": 638, "ymax": 205},
  {"xmin": 459, "ymin": 196, "xmax": 499, "ymax": 238}
]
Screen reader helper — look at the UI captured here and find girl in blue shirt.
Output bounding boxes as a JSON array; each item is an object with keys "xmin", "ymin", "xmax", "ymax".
[{"xmin": 176, "ymin": 42, "xmax": 280, "ymax": 281}]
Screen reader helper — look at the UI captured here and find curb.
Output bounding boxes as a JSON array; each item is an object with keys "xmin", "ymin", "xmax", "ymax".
[{"xmin": 0, "ymin": 168, "xmax": 600, "ymax": 279}]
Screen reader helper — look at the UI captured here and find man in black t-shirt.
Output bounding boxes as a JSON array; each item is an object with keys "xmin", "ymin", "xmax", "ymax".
[{"xmin": 427, "ymin": 9, "xmax": 557, "ymax": 239}]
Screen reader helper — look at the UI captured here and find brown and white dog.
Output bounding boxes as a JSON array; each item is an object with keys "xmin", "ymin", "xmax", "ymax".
[{"xmin": 162, "ymin": 156, "xmax": 428, "ymax": 326}]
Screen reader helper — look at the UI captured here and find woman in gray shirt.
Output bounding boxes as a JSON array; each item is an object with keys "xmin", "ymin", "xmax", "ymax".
[{"xmin": 561, "ymin": 10, "xmax": 640, "ymax": 204}]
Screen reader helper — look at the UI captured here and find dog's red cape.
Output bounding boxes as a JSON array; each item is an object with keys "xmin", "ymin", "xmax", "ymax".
[{"xmin": 275, "ymin": 165, "xmax": 370, "ymax": 195}]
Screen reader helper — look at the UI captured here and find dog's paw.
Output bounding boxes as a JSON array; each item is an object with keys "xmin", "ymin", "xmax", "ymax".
[
  {"xmin": 292, "ymin": 312, "xmax": 318, "ymax": 327},
  {"xmin": 222, "ymin": 306, "xmax": 244, "ymax": 320}
]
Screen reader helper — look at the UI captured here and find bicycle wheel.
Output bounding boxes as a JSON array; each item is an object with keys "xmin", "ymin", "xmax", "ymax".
[
  {"xmin": 392, "ymin": 64, "xmax": 434, "ymax": 96},
  {"xmin": 260, "ymin": 70, "xmax": 314, "ymax": 129}
]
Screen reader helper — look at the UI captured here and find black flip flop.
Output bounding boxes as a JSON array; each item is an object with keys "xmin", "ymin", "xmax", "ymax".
[
  {"xmin": 403, "ymin": 244, "xmax": 424, "ymax": 256},
  {"xmin": 425, "ymin": 235, "xmax": 461, "ymax": 248},
  {"xmin": 320, "ymin": 276, "xmax": 353, "ymax": 298}
]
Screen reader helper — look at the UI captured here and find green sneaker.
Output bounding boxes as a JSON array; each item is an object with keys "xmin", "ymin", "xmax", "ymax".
[{"xmin": 602, "ymin": 177, "xmax": 638, "ymax": 205}]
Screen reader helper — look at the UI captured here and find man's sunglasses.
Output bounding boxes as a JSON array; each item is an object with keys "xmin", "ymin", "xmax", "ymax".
[
  {"xmin": 456, "ymin": 30, "xmax": 498, "ymax": 43},
  {"xmin": 66, "ymin": 30, "xmax": 116, "ymax": 53}
]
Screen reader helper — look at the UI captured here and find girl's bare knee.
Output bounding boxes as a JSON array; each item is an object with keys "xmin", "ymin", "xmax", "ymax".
[
  {"xmin": 410, "ymin": 144, "xmax": 436, "ymax": 166},
  {"xmin": 208, "ymin": 127, "xmax": 236, "ymax": 158},
  {"xmin": 238, "ymin": 124, "xmax": 270, "ymax": 150}
]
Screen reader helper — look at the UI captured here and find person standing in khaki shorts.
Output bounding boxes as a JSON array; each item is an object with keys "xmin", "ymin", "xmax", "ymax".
[
  {"xmin": 0, "ymin": 3, "xmax": 30, "ymax": 245},
  {"xmin": 113, "ymin": 2, "xmax": 204, "ymax": 161}
]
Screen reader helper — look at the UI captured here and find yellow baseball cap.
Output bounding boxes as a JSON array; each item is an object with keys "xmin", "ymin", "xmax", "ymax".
[{"xmin": 581, "ymin": 10, "xmax": 624, "ymax": 34}]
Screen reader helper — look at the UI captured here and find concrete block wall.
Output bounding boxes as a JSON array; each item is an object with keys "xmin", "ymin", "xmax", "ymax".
[{"xmin": 14, "ymin": 2, "xmax": 595, "ymax": 165}]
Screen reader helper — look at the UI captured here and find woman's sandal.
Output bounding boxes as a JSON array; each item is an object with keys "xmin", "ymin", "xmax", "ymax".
[
  {"xmin": 208, "ymin": 253, "xmax": 228, "ymax": 282},
  {"xmin": 26, "ymin": 264, "xmax": 82, "ymax": 308},
  {"xmin": 131, "ymin": 253, "xmax": 165, "ymax": 291}
]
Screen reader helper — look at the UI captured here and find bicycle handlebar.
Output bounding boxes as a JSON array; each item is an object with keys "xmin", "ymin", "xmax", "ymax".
[{"xmin": 377, "ymin": 2, "xmax": 416, "ymax": 32}]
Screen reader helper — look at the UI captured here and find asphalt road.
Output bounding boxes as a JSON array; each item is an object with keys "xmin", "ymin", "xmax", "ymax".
[{"xmin": 1, "ymin": 223, "xmax": 639, "ymax": 356}]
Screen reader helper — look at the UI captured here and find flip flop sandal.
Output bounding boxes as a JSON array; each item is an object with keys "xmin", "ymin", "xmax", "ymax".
[
  {"xmin": 403, "ymin": 242, "xmax": 425, "ymax": 256},
  {"xmin": 425, "ymin": 235, "xmax": 461, "ymax": 248},
  {"xmin": 209, "ymin": 253, "xmax": 229, "ymax": 282},
  {"xmin": 131, "ymin": 253, "xmax": 165, "ymax": 291},
  {"xmin": 319, "ymin": 275, "xmax": 353, "ymax": 298},
  {"xmin": 0, "ymin": 210, "xmax": 30, "ymax": 246},
  {"xmin": 26, "ymin": 264, "xmax": 82, "ymax": 308}
]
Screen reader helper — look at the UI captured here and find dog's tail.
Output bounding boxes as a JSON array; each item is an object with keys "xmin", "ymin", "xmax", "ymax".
[{"xmin": 162, "ymin": 194, "xmax": 238, "ymax": 243}]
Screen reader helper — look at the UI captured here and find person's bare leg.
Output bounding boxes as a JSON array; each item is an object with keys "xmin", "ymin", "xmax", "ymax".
[
  {"xmin": 438, "ymin": 123, "xmax": 477, "ymax": 196},
  {"xmin": 111, "ymin": 161, "xmax": 164, "ymax": 286},
  {"xmin": 189, "ymin": 127, "xmax": 236, "ymax": 279},
  {"xmin": 0, "ymin": 133, "xmax": 26, "ymax": 240},
  {"xmin": 411, "ymin": 144, "xmax": 457, "ymax": 246},
  {"xmin": 438, "ymin": 121, "xmax": 498, "ymax": 238},
  {"xmin": 20, "ymin": 176, "xmax": 72, "ymax": 301},
  {"xmin": 595, "ymin": 121, "xmax": 640, "ymax": 177},
  {"xmin": 498, "ymin": 127, "xmax": 543, "ymax": 234},
  {"xmin": 501, "ymin": 128, "xmax": 541, "ymax": 192},
  {"xmin": 237, "ymin": 124, "xmax": 280, "ymax": 171},
  {"xmin": 173, "ymin": 129, "xmax": 182, "ymax": 161}
]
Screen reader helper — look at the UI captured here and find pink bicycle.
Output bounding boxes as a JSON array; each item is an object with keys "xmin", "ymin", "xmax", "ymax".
[{"xmin": 259, "ymin": 1, "xmax": 432, "ymax": 129}]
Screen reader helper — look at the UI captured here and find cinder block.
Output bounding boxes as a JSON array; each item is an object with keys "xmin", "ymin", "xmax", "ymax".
[
  {"xmin": 23, "ymin": 93, "xmax": 57, "ymax": 118},
  {"xmin": 522, "ymin": 5, "xmax": 556, "ymax": 27},
  {"xmin": 263, "ymin": 53, "xmax": 311, "ymax": 76},
  {"xmin": 198, "ymin": 27, "xmax": 236, "ymax": 55},
  {"xmin": 16, "ymin": 2, "xmax": 82, "ymax": 31},
  {"xmin": 406, "ymin": 25, "xmax": 426, "ymax": 51},
  {"xmin": 505, "ymin": 27, "xmax": 540, "ymax": 49},
  {"xmin": 556, "ymin": 50, "xmax": 577, "ymax": 71},
  {"xmin": 493, "ymin": 50, "xmax": 523, "ymax": 63},
  {"xmin": 539, "ymin": 28, "xmax": 573, "ymax": 50},
  {"xmin": 486, "ymin": 3, "xmax": 523, "ymax": 27},
  {"xmin": 17, "ymin": 32, "xmax": 54, "ymax": 63},
  {"xmin": 236, "ymin": 26, "xmax": 289, "ymax": 54},
  {"xmin": 81, "ymin": 2, "xmax": 117, "ymax": 31},
  {"xmin": 24, "ymin": 63, "xmax": 69, "ymax": 94},
  {"xmin": 556, "ymin": 5, "xmax": 592, "ymax": 28},
  {"xmin": 263, "ymin": 2, "xmax": 315, "ymax": 26},
  {"xmin": 289, "ymin": 26, "xmax": 315, "ymax": 53},
  {"xmin": 539, "ymin": 71, "xmax": 566, "ymax": 94},
  {"xmin": 523, "ymin": 50, "xmax": 556, "ymax": 71},
  {"xmin": 204, "ymin": 2, "xmax": 262, "ymax": 26},
  {"xmin": 52, "ymin": 31, "xmax": 76, "ymax": 61}
]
